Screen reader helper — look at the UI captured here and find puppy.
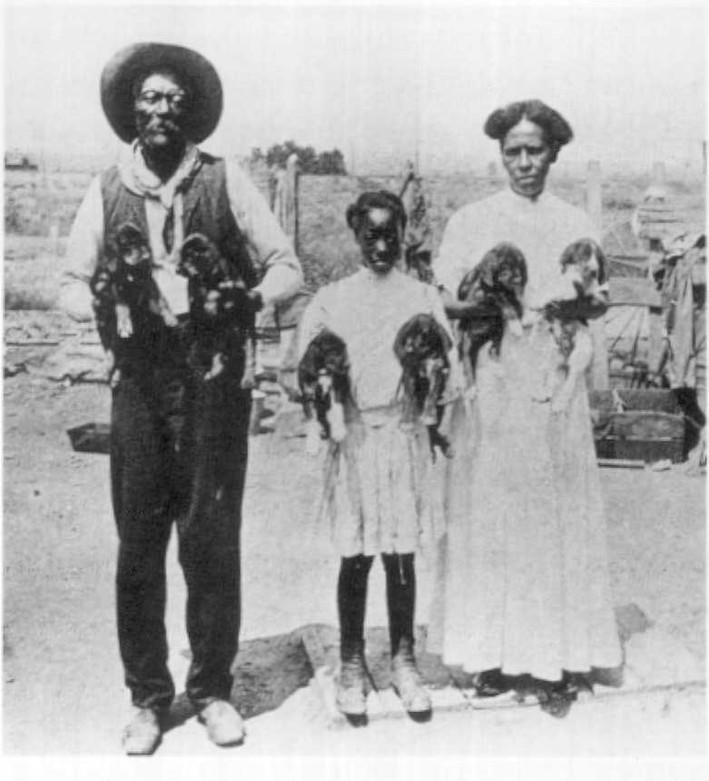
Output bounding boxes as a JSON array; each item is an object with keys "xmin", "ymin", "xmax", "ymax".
[
  {"xmin": 176, "ymin": 232, "xmax": 257, "ymax": 387},
  {"xmin": 394, "ymin": 313, "xmax": 453, "ymax": 461},
  {"xmin": 457, "ymin": 242, "xmax": 528, "ymax": 383},
  {"xmin": 298, "ymin": 330, "xmax": 352, "ymax": 456},
  {"xmin": 536, "ymin": 238, "xmax": 608, "ymax": 412},
  {"xmin": 90, "ymin": 222, "xmax": 177, "ymax": 385}
]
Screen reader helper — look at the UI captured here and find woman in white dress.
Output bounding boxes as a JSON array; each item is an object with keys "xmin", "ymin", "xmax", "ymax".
[
  {"xmin": 430, "ymin": 100, "xmax": 623, "ymax": 716},
  {"xmin": 298, "ymin": 191, "xmax": 457, "ymax": 719}
]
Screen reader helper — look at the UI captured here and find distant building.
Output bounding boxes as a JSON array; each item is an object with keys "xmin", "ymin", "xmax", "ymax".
[{"xmin": 4, "ymin": 150, "xmax": 38, "ymax": 170}]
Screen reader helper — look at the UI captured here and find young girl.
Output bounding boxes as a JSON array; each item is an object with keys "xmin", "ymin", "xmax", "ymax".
[{"xmin": 298, "ymin": 191, "xmax": 456, "ymax": 717}]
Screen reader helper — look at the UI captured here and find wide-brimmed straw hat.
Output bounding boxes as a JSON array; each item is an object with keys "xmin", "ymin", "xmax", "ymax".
[{"xmin": 100, "ymin": 42, "xmax": 223, "ymax": 144}]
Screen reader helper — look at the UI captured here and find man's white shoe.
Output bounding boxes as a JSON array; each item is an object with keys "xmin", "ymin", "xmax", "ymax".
[
  {"xmin": 122, "ymin": 707, "xmax": 162, "ymax": 755},
  {"xmin": 198, "ymin": 699, "xmax": 245, "ymax": 747}
]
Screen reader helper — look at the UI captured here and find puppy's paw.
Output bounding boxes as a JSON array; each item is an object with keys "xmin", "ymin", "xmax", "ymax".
[
  {"xmin": 162, "ymin": 309, "xmax": 179, "ymax": 328},
  {"xmin": 203, "ymin": 291, "xmax": 221, "ymax": 319},
  {"xmin": 116, "ymin": 305, "xmax": 133, "ymax": 338},
  {"xmin": 507, "ymin": 318, "xmax": 524, "ymax": 338},
  {"xmin": 204, "ymin": 354, "xmax": 225, "ymax": 381},
  {"xmin": 327, "ymin": 401, "xmax": 347, "ymax": 443},
  {"xmin": 240, "ymin": 367, "xmax": 256, "ymax": 390},
  {"xmin": 305, "ymin": 420, "xmax": 322, "ymax": 456}
]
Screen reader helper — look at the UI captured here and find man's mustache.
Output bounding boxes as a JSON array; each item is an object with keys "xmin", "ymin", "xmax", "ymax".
[{"xmin": 144, "ymin": 117, "xmax": 182, "ymax": 134}]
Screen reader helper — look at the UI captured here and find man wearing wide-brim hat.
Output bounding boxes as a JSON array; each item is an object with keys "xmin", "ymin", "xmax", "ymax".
[{"xmin": 61, "ymin": 43, "xmax": 302, "ymax": 754}]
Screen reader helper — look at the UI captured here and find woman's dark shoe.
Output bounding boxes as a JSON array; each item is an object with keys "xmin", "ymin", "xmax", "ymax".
[
  {"xmin": 535, "ymin": 676, "xmax": 578, "ymax": 718},
  {"xmin": 473, "ymin": 668, "xmax": 512, "ymax": 698}
]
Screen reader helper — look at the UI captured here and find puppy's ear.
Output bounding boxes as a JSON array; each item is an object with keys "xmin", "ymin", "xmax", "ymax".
[
  {"xmin": 395, "ymin": 316, "xmax": 427, "ymax": 364},
  {"xmin": 513, "ymin": 248, "xmax": 528, "ymax": 289},
  {"xmin": 594, "ymin": 242, "xmax": 608, "ymax": 286},
  {"xmin": 329, "ymin": 334, "xmax": 350, "ymax": 374},
  {"xmin": 477, "ymin": 252, "xmax": 496, "ymax": 290},
  {"xmin": 393, "ymin": 320, "xmax": 411, "ymax": 363},
  {"xmin": 457, "ymin": 270, "xmax": 476, "ymax": 301},
  {"xmin": 559, "ymin": 241, "xmax": 578, "ymax": 271},
  {"xmin": 434, "ymin": 320, "xmax": 453, "ymax": 354},
  {"xmin": 298, "ymin": 338, "xmax": 321, "ymax": 383}
]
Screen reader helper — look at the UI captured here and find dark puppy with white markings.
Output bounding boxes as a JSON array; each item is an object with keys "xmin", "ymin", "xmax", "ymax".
[
  {"xmin": 457, "ymin": 242, "xmax": 528, "ymax": 383},
  {"xmin": 535, "ymin": 237, "xmax": 608, "ymax": 412},
  {"xmin": 394, "ymin": 313, "xmax": 453, "ymax": 460},
  {"xmin": 90, "ymin": 221, "xmax": 177, "ymax": 385},
  {"xmin": 176, "ymin": 232, "xmax": 258, "ymax": 387},
  {"xmin": 298, "ymin": 329, "xmax": 352, "ymax": 455}
]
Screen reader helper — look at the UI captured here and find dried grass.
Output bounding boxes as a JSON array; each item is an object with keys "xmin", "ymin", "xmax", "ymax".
[{"xmin": 4, "ymin": 167, "xmax": 705, "ymax": 311}]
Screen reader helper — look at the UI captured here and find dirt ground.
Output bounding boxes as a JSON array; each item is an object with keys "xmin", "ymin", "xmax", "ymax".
[{"xmin": 2, "ymin": 325, "xmax": 706, "ymax": 759}]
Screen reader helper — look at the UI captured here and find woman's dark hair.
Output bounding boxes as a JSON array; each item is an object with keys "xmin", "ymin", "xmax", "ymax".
[
  {"xmin": 346, "ymin": 190, "xmax": 407, "ymax": 233},
  {"xmin": 484, "ymin": 99, "xmax": 573, "ymax": 155}
]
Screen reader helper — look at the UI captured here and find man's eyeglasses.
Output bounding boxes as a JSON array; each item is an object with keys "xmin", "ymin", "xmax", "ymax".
[{"xmin": 136, "ymin": 91, "xmax": 189, "ymax": 111}]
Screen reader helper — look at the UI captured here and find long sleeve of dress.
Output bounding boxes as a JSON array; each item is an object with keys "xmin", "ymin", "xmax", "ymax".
[{"xmin": 433, "ymin": 208, "xmax": 475, "ymax": 298}]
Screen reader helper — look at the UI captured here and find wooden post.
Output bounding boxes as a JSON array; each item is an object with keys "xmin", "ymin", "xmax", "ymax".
[
  {"xmin": 286, "ymin": 153, "xmax": 300, "ymax": 256},
  {"xmin": 272, "ymin": 154, "xmax": 300, "ymax": 255},
  {"xmin": 586, "ymin": 159, "xmax": 603, "ymax": 230},
  {"xmin": 266, "ymin": 153, "xmax": 301, "ymax": 388},
  {"xmin": 268, "ymin": 164, "xmax": 279, "ymax": 211},
  {"xmin": 586, "ymin": 159, "xmax": 608, "ymax": 392}
]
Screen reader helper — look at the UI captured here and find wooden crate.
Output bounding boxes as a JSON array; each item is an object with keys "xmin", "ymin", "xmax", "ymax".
[
  {"xmin": 590, "ymin": 390, "xmax": 685, "ymax": 463},
  {"xmin": 595, "ymin": 435, "xmax": 684, "ymax": 464}
]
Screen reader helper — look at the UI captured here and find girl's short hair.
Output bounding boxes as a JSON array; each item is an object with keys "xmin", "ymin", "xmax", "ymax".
[
  {"xmin": 346, "ymin": 190, "xmax": 407, "ymax": 232},
  {"xmin": 484, "ymin": 99, "xmax": 573, "ymax": 153}
]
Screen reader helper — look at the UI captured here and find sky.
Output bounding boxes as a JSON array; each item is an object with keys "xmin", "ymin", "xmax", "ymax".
[{"xmin": 2, "ymin": 2, "xmax": 706, "ymax": 173}]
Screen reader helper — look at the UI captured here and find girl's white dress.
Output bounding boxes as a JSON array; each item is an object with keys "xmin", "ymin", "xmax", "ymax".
[
  {"xmin": 428, "ymin": 188, "xmax": 622, "ymax": 681},
  {"xmin": 298, "ymin": 267, "xmax": 458, "ymax": 557}
]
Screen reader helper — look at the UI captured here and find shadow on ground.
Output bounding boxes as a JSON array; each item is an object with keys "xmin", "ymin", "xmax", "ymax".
[
  {"xmin": 171, "ymin": 628, "xmax": 315, "ymax": 729},
  {"xmin": 167, "ymin": 604, "xmax": 654, "ymax": 731}
]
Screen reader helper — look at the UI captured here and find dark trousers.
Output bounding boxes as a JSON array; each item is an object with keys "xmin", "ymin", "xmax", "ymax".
[{"xmin": 110, "ymin": 360, "xmax": 251, "ymax": 710}]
